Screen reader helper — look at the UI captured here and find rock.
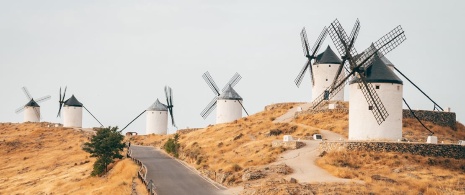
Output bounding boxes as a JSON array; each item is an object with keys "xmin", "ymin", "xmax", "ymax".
[
  {"xmin": 371, "ymin": 175, "xmax": 397, "ymax": 183},
  {"xmin": 319, "ymin": 151, "xmax": 327, "ymax": 157},
  {"xmin": 242, "ymin": 170, "xmax": 265, "ymax": 181},
  {"xmin": 289, "ymin": 178, "xmax": 297, "ymax": 183},
  {"xmin": 233, "ymin": 133, "xmax": 243, "ymax": 141},
  {"xmin": 392, "ymin": 168, "xmax": 401, "ymax": 173}
]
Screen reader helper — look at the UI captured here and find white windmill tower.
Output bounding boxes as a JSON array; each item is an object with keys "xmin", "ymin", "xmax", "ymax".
[
  {"xmin": 349, "ymin": 53, "xmax": 403, "ymax": 140},
  {"xmin": 201, "ymin": 71, "xmax": 249, "ymax": 124},
  {"xmin": 120, "ymin": 86, "xmax": 176, "ymax": 135},
  {"xmin": 146, "ymin": 99, "xmax": 169, "ymax": 134},
  {"xmin": 295, "ymin": 27, "xmax": 344, "ymax": 102},
  {"xmin": 15, "ymin": 87, "xmax": 51, "ymax": 122},
  {"xmin": 57, "ymin": 87, "xmax": 104, "ymax": 128},
  {"xmin": 310, "ymin": 19, "xmax": 406, "ymax": 141}
]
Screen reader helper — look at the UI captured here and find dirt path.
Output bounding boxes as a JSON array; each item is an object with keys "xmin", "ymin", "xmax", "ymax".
[
  {"xmin": 272, "ymin": 104, "xmax": 359, "ymax": 184},
  {"xmin": 273, "ymin": 103, "xmax": 313, "ymax": 123}
]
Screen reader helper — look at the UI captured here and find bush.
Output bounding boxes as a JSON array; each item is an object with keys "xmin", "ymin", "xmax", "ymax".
[
  {"xmin": 164, "ymin": 134, "xmax": 180, "ymax": 158},
  {"xmin": 83, "ymin": 126, "xmax": 125, "ymax": 176}
]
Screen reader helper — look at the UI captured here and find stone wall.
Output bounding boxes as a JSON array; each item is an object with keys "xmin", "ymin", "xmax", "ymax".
[
  {"xmin": 272, "ymin": 140, "xmax": 305, "ymax": 149},
  {"xmin": 403, "ymin": 109, "xmax": 456, "ymax": 129},
  {"xmin": 319, "ymin": 141, "xmax": 465, "ymax": 159}
]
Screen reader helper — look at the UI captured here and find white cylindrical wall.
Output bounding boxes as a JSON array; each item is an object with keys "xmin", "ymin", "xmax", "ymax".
[
  {"xmin": 63, "ymin": 106, "xmax": 83, "ymax": 128},
  {"xmin": 24, "ymin": 107, "xmax": 40, "ymax": 122},
  {"xmin": 216, "ymin": 99, "xmax": 242, "ymax": 124},
  {"xmin": 146, "ymin": 110, "xmax": 168, "ymax": 135},
  {"xmin": 312, "ymin": 63, "xmax": 344, "ymax": 102},
  {"xmin": 349, "ymin": 83, "xmax": 403, "ymax": 140}
]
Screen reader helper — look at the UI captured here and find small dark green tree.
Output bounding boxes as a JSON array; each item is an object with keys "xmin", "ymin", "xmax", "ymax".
[
  {"xmin": 83, "ymin": 126, "xmax": 125, "ymax": 176},
  {"xmin": 164, "ymin": 133, "xmax": 180, "ymax": 158}
]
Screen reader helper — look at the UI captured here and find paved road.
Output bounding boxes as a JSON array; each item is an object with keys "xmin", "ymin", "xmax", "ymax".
[{"xmin": 130, "ymin": 145, "xmax": 227, "ymax": 195}]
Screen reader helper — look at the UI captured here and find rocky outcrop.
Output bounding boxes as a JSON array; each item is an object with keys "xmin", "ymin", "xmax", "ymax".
[{"xmin": 272, "ymin": 140, "xmax": 305, "ymax": 149}]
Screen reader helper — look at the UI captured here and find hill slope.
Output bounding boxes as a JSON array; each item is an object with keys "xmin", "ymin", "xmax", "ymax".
[{"xmin": 0, "ymin": 122, "xmax": 145, "ymax": 194}]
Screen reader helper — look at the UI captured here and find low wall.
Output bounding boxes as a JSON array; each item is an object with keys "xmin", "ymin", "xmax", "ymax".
[
  {"xmin": 319, "ymin": 141, "xmax": 465, "ymax": 159},
  {"xmin": 403, "ymin": 109, "xmax": 456, "ymax": 129}
]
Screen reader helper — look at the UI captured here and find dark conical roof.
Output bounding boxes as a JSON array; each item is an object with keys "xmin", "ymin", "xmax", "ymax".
[
  {"xmin": 314, "ymin": 46, "xmax": 342, "ymax": 65},
  {"xmin": 147, "ymin": 99, "xmax": 168, "ymax": 111},
  {"xmin": 350, "ymin": 54, "xmax": 403, "ymax": 85},
  {"xmin": 25, "ymin": 99, "xmax": 40, "ymax": 107},
  {"xmin": 218, "ymin": 85, "xmax": 243, "ymax": 100},
  {"xmin": 64, "ymin": 95, "xmax": 83, "ymax": 107}
]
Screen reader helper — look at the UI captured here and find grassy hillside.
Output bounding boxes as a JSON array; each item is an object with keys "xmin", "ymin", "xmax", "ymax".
[
  {"xmin": 0, "ymin": 122, "xmax": 145, "ymax": 194},
  {"xmin": 131, "ymin": 103, "xmax": 319, "ymax": 185},
  {"xmin": 317, "ymin": 150, "xmax": 465, "ymax": 194}
]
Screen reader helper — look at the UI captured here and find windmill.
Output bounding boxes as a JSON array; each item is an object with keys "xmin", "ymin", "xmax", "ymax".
[
  {"xmin": 57, "ymin": 86, "xmax": 104, "ymax": 128},
  {"xmin": 309, "ymin": 19, "xmax": 406, "ymax": 140},
  {"xmin": 120, "ymin": 86, "xmax": 176, "ymax": 135},
  {"xmin": 295, "ymin": 27, "xmax": 344, "ymax": 102},
  {"xmin": 15, "ymin": 86, "xmax": 51, "ymax": 122},
  {"xmin": 201, "ymin": 71, "xmax": 249, "ymax": 124}
]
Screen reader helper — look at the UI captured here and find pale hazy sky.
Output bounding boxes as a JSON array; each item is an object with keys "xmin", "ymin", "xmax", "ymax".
[{"xmin": 1, "ymin": 0, "xmax": 464, "ymax": 134}]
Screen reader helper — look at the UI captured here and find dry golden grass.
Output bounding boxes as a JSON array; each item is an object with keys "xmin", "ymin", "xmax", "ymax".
[
  {"xmin": 316, "ymin": 150, "xmax": 465, "ymax": 194},
  {"xmin": 294, "ymin": 111, "xmax": 349, "ymax": 137},
  {"xmin": 131, "ymin": 103, "xmax": 322, "ymax": 185},
  {"xmin": 403, "ymin": 118, "xmax": 465, "ymax": 143},
  {"xmin": 0, "ymin": 122, "xmax": 146, "ymax": 194}
]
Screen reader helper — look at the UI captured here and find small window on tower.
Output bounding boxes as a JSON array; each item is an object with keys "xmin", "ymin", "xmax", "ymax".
[
  {"xmin": 368, "ymin": 106, "xmax": 373, "ymax": 110},
  {"xmin": 375, "ymin": 85, "xmax": 380, "ymax": 89},
  {"xmin": 397, "ymin": 86, "xmax": 400, "ymax": 91},
  {"xmin": 329, "ymin": 65, "xmax": 331, "ymax": 67},
  {"xmin": 326, "ymin": 79, "xmax": 328, "ymax": 81}
]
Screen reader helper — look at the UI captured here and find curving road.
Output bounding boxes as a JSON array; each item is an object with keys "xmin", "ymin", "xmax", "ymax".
[{"xmin": 130, "ymin": 145, "xmax": 227, "ymax": 195}]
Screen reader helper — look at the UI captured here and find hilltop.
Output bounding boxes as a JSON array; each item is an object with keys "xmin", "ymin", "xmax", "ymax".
[
  {"xmin": 131, "ymin": 101, "xmax": 465, "ymax": 194},
  {"xmin": 0, "ymin": 122, "xmax": 146, "ymax": 194}
]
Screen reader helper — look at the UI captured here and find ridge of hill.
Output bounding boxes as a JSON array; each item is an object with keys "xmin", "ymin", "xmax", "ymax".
[{"xmin": 0, "ymin": 122, "xmax": 145, "ymax": 194}]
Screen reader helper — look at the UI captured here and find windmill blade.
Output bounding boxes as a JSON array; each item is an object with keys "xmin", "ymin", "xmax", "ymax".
[
  {"xmin": 294, "ymin": 60, "xmax": 311, "ymax": 87},
  {"xmin": 222, "ymin": 72, "xmax": 242, "ymax": 92},
  {"xmin": 57, "ymin": 87, "xmax": 62, "ymax": 117},
  {"xmin": 328, "ymin": 19, "xmax": 359, "ymax": 59},
  {"xmin": 310, "ymin": 26, "xmax": 328, "ymax": 57},
  {"xmin": 238, "ymin": 100, "xmax": 249, "ymax": 116},
  {"xmin": 357, "ymin": 25, "xmax": 406, "ymax": 69},
  {"xmin": 164, "ymin": 86, "xmax": 173, "ymax": 106},
  {"xmin": 120, "ymin": 110, "xmax": 146, "ymax": 132},
  {"xmin": 83, "ymin": 106, "xmax": 104, "ymax": 127},
  {"xmin": 300, "ymin": 27, "xmax": 311, "ymax": 57},
  {"xmin": 164, "ymin": 86, "xmax": 176, "ymax": 128},
  {"xmin": 15, "ymin": 106, "xmax": 25, "ymax": 114},
  {"xmin": 328, "ymin": 19, "xmax": 360, "ymax": 91},
  {"xmin": 200, "ymin": 96, "xmax": 218, "ymax": 119},
  {"xmin": 202, "ymin": 71, "xmax": 221, "ymax": 95},
  {"xmin": 348, "ymin": 19, "xmax": 361, "ymax": 48},
  {"xmin": 357, "ymin": 74, "xmax": 389, "ymax": 125},
  {"xmin": 33, "ymin": 106, "xmax": 41, "ymax": 121},
  {"xmin": 62, "ymin": 86, "xmax": 67, "ymax": 102},
  {"xmin": 22, "ymin": 86, "xmax": 33, "ymax": 100},
  {"xmin": 168, "ymin": 107, "xmax": 176, "ymax": 128},
  {"xmin": 36, "ymin": 95, "xmax": 51, "ymax": 103}
]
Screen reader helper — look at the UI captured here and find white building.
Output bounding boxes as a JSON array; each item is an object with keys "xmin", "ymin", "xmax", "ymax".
[
  {"xmin": 146, "ymin": 99, "xmax": 168, "ymax": 135},
  {"xmin": 216, "ymin": 85, "xmax": 243, "ymax": 124},
  {"xmin": 312, "ymin": 46, "xmax": 343, "ymax": 102},
  {"xmin": 24, "ymin": 99, "xmax": 40, "ymax": 122},
  {"xmin": 349, "ymin": 54, "xmax": 403, "ymax": 141},
  {"xmin": 63, "ymin": 95, "xmax": 83, "ymax": 128}
]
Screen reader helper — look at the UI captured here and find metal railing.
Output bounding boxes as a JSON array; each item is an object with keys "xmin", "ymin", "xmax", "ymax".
[{"xmin": 127, "ymin": 148, "xmax": 157, "ymax": 195}]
